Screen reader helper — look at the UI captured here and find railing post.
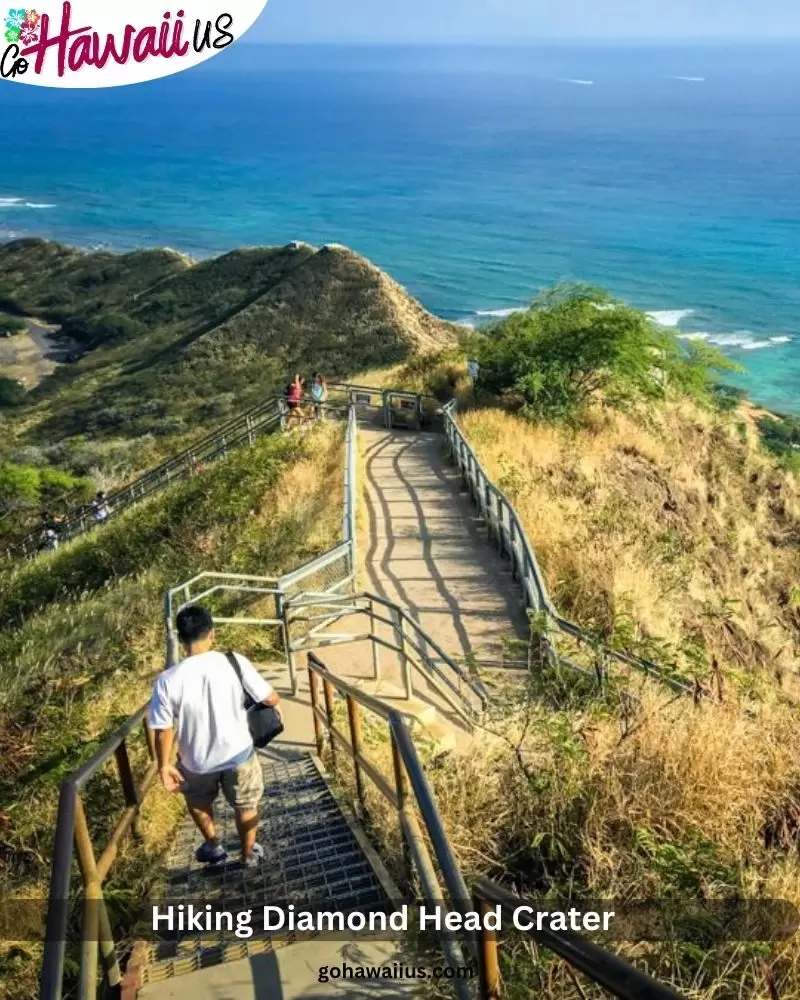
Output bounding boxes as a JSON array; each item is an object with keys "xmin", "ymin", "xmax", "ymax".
[
  {"xmin": 369, "ymin": 599, "xmax": 381, "ymax": 680},
  {"xmin": 346, "ymin": 695, "xmax": 367, "ymax": 813},
  {"xmin": 40, "ymin": 782, "xmax": 78, "ymax": 1000},
  {"xmin": 496, "ymin": 497, "xmax": 505, "ymax": 555},
  {"xmin": 390, "ymin": 727, "xmax": 412, "ymax": 880},
  {"xmin": 142, "ymin": 717, "xmax": 156, "ymax": 762},
  {"xmin": 475, "ymin": 895, "xmax": 501, "ymax": 999},
  {"xmin": 283, "ymin": 598, "xmax": 298, "ymax": 697},
  {"xmin": 323, "ymin": 679, "xmax": 337, "ymax": 766},
  {"xmin": 509, "ymin": 519, "xmax": 518, "ymax": 578},
  {"xmin": 78, "ymin": 888, "xmax": 99, "ymax": 1000},
  {"xmin": 308, "ymin": 664, "xmax": 325, "ymax": 756},
  {"xmin": 163, "ymin": 591, "xmax": 178, "ymax": 666},
  {"xmin": 382, "ymin": 391, "xmax": 391, "ymax": 429},
  {"xmin": 74, "ymin": 797, "xmax": 122, "ymax": 996},
  {"xmin": 397, "ymin": 612, "xmax": 412, "ymax": 698},
  {"xmin": 114, "ymin": 741, "xmax": 141, "ymax": 838}
]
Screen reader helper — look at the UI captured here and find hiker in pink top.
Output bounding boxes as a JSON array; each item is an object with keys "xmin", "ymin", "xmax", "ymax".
[{"xmin": 285, "ymin": 374, "xmax": 305, "ymax": 427}]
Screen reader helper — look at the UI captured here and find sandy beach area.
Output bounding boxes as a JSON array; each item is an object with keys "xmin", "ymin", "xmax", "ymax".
[{"xmin": 0, "ymin": 319, "xmax": 78, "ymax": 389}]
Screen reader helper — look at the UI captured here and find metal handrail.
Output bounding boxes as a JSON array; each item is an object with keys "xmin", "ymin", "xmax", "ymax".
[
  {"xmin": 40, "ymin": 705, "xmax": 158, "ymax": 1000},
  {"xmin": 307, "ymin": 651, "xmax": 685, "ymax": 1000},
  {"xmin": 10, "ymin": 398, "xmax": 285, "ymax": 559},
  {"xmin": 286, "ymin": 590, "xmax": 488, "ymax": 720},
  {"xmin": 442, "ymin": 399, "xmax": 702, "ymax": 696},
  {"xmin": 472, "ymin": 878, "xmax": 684, "ymax": 1000},
  {"xmin": 10, "ymin": 381, "xmax": 436, "ymax": 561},
  {"xmin": 307, "ymin": 651, "xmax": 473, "ymax": 999}
]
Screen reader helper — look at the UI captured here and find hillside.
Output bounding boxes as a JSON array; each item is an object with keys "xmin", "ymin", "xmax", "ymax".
[
  {"xmin": 459, "ymin": 402, "xmax": 800, "ymax": 695},
  {"xmin": 0, "ymin": 423, "xmax": 345, "ymax": 999},
  {"xmin": 0, "ymin": 238, "xmax": 459, "ymax": 543}
]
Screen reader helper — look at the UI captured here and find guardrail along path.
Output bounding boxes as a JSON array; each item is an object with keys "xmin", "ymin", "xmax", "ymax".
[{"xmin": 42, "ymin": 387, "xmax": 688, "ymax": 1000}]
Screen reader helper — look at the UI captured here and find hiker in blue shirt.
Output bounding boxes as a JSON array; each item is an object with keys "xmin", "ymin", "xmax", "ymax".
[{"xmin": 310, "ymin": 372, "xmax": 328, "ymax": 421}]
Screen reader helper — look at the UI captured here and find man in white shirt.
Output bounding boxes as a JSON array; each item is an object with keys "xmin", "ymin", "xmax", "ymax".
[{"xmin": 149, "ymin": 605, "xmax": 280, "ymax": 867}]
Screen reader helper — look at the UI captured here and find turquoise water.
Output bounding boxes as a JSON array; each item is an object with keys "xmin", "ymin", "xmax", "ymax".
[{"xmin": 0, "ymin": 43, "xmax": 798, "ymax": 412}]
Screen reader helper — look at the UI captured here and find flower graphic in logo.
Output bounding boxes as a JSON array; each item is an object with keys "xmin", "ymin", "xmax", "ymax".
[
  {"xmin": 5, "ymin": 7, "xmax": 38, "ymax": 44},
  {"xmin": 19, "ymin": 18, "xmax": 38, "ymax": 43},
  {"xmin": 5, "ymin": 7, "xmax": 25, "ymax": 28},
  {"xmin": 4, "ymin": 7, "xmax": 24, "ymax": 41}
]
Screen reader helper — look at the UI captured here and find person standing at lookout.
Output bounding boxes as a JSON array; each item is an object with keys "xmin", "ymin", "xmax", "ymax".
[
  {"xmin": 310, "ymin": 372, "xmax": 328, "ymax": 420},
  {"xmin": 285, "ymin": 373, "xmax": 305, "ymax": 428},
  {"xmin": 148, "ymin": 605, "xmax": 281, "ymax": 867}
]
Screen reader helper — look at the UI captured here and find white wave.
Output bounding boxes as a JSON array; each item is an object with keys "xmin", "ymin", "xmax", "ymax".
[
  {"xmin": 647, "ymin": 309, "xmax": 694, "ymax": 328},
  {"xmin": 474, "ymin": 306, "xmax": 527, "ymax": 319},
  {"xmin": 678, "ymin": 331, "xmax": 792, "ymax": 350},
  {"xmin": 454, "ymin": 319, "xmax": 477, "ymax": 329},
  {"xmin": 561, "ymin": 78, "xmax": 595, "ymax": 86},
  {"xmin": 672, "ymin": 76, "xmax": 706, "ymax": 82},
  {"xmin": 0, "ymin": 197, "xmax": 55, "ymax": 209}
]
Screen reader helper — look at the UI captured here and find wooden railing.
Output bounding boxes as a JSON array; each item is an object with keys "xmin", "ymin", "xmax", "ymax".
[
  {"xmin": 40, "ymin": 708, "xmax": 158, "ymax": 1000},
  {"xmin": 307, "ymin": 650, "xmax": 685, "ymax": 1000}
]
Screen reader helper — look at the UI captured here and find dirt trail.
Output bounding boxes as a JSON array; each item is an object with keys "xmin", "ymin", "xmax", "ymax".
[{"xmin": 0, "ymin": 318, "xmax": 76, "ymax": 388}]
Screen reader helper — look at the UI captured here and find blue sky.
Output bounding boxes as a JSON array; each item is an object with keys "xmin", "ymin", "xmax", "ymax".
[{"xmin": 250, "ymin": 0, "xmax": 797, "ymax": 43}]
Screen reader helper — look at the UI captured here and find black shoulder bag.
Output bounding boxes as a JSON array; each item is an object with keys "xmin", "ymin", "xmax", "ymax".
[{"xmin": 225, "ymin": 651, "xmax": 285, "ymax": 749}]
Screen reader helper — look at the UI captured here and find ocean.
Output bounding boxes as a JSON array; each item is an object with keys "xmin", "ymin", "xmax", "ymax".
[{"xmin": 0, "ymin": 42, "xmax": 798, "ymax": 412}]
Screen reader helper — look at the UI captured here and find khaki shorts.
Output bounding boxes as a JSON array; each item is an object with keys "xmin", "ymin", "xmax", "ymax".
[{"xmin": 179, "ymin": 753, "xmax": 263, "ymax": 812}]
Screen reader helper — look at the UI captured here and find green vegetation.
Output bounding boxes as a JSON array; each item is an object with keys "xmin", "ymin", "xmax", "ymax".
[
  {"xmin": 470, "ymin": 285, "xmax": 740, "ymax": 423},
  {"xmin": 0, "ymin": 462, "xmax": 91, "ymax": 519},
  {"xmin": 0, "ymin": 313, "xmax": 25, "ymax": 335},
  {"xmin": 758, "ymin": 413, "xmax": 800, "ymax": 470},
  {"xmin": 0, "ymin": 375, "xmax": 24, "ymax": 407},
  {"xmin": 0, "ymin": 424, "xmax": 344, "ymax": 1000},
  {"xmin": 60, "ymin": 310, "xmax": 148, "ymax": 348},
  {"xmin": 0, "ymin": 236, "xmax": 456, "ymax": 544}
]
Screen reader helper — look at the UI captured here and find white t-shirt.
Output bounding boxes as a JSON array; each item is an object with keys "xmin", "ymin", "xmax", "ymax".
[{"xmin": 149, "ymin": 650, "xmax": 274, "ymax": 775}]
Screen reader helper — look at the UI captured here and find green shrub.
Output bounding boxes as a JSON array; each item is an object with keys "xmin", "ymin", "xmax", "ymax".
[
  {"xmin": 0, "ymin": 313, "xmax": 25, "ymax": 335},
  {"xmin": 0, "ymin": 376, "xmax": 25, "ymax": 407},
  {"xmin": 711, "ymin": 382, "xmax": 748, "ymax": 413},
  {"xmin": 0, "ymin": 462, "xmax": 92, "ymax": 515},
  {"xmin": 758, "ymin": 414, "xmax": 800, "ymax": 470},
  {"xmin": 62, "ymin": 311, "xmax": 148, "ymax": 348},
  {"xmin": 472, "ymin": 284, "xmax": 740, "ymax": 423}
]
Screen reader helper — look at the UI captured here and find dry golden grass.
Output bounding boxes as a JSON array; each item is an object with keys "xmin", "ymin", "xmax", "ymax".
[{"xmin": 459, "ymin": 404, "xmax": 800, "ymax": 694}]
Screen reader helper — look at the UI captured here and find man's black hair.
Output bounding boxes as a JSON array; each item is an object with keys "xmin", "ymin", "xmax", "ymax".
[{"xmin": 176, "ymin": 605, "xmax": 215, "ymax": 644}]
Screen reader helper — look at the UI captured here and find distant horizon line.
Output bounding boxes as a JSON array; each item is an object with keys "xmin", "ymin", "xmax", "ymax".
[{"xmin": 240, "ymin": 37, "xmax": 800, "ymax": 46}]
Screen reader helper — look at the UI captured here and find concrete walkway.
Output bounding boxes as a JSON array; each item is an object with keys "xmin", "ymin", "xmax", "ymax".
[
  {"xmin": 136, "ymin": 421, "xmax": 526, "ymax": 998},
  {"xmin": 361, "ymin": 427, "xmax": 528, "ymax": 668}
]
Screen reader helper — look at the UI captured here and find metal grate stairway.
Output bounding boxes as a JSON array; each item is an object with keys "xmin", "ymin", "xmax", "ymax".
[{"xmin": 137, "ymin": 750, "xmax": 397, "ymax": 992}]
